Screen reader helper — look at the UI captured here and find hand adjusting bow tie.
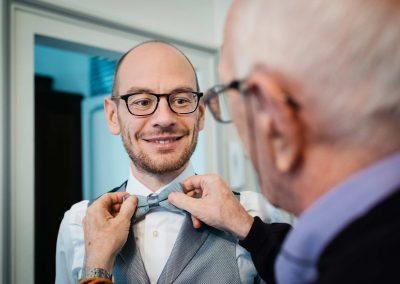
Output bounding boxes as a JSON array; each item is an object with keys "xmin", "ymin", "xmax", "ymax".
[{"xmin": 131, "ymin": 183, "xmax": 185, "ymax": 223}]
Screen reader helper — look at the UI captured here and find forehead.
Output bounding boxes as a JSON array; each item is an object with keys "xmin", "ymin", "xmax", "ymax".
[{"xmin": 117, "ymin": 43, "xmax": 197, "ymax": 93}]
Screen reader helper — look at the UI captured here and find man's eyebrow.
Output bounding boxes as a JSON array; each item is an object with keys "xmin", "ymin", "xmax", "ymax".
[{"xmin": 124, "ymin": 86, "xmax": 196, "ymax": 94}]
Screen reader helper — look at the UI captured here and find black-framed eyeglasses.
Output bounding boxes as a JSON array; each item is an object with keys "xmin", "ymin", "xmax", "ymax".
[
  {"xmin": 203, "ymin": 79, "xmax": 300, "ymax": 123},
  {"xmin": 112, "ymin": 91, "xmax": 203, "ymax": 116},
  {"xmin": 203, "ymin": 80, "xmax": 244, "ymax": 123}
]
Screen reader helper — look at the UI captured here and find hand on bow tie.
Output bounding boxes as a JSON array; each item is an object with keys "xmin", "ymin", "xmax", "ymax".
[
  {"xmin": 130, "ymin": 183, "xmax": 186, "ymax": 222},
  {"xmin": 83, "ymin": 192, "xmax": 138, "ymax": 274},
  {"xmin": 168, "ymin": 174, "xmax": 254, "ymax": 240}
]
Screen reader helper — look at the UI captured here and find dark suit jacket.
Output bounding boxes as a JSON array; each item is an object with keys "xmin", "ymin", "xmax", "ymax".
[{"xmin": 240, "ymin": 187, "xmax": 400, "ymax": 284}]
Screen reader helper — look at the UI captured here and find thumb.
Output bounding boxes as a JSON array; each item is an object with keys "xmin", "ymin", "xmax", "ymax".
[
  {"xmin": 191, "ymin": 215, "xmax": 203, "ymax": 229},
  {"xmin": 118, "ymin": 195, "xmax": 138, "ymax": 220},
  {"xmin": 168, "ymin": 192, "xmax": 201, "ymax": 216}
]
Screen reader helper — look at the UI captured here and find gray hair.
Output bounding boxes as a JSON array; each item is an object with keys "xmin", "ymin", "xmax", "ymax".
[{"xmin": 232, "ymin": 0, "xmax": 400, "ymax": 145}]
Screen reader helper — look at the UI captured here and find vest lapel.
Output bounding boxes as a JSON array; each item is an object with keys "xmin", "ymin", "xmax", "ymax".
[
  {"xmin": 112, "ymin": 181, "xmax": 151, "ymax": 284},
  {"xmin": 157, "ymin": 214, "xmax": 211, "ymax": 284},
  {"xmin": 114, "ymin": 228, "xmax": 151, "ymax": 284}
]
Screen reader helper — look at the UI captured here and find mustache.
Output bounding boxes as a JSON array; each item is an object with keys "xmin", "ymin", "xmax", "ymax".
[{"xmin": 136, "ymin": 125, "xmax": 190, "ymax": 139}]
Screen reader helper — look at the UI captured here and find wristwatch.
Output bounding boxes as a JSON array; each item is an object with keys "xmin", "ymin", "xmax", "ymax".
[{"xmin": 83, "ymin": 268, "xmax": 112, "ymax": 280}]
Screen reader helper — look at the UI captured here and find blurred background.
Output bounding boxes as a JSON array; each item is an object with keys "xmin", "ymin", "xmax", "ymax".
[{"xmin": 0, "ymin": 0, "xmax": 263, "ymax": 283}]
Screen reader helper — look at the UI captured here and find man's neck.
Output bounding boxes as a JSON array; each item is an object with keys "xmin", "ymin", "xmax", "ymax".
[
  {"xmin": 130, "ymin": 163, "xmax": 189, "ymax": 192},
  {"xmin": 293, "ymin": 142, "xmax": 400, "ymax": 216}
]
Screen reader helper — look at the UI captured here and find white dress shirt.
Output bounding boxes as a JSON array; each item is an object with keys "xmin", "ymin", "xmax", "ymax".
[{"xmin": 56, "ymin": 164, "xmax": 292, "ymax": 284}]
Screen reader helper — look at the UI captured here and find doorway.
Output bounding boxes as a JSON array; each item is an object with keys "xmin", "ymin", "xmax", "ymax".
[
  {"xmin": 33, "ymin": 35, "xmax": 212, "ymax": 282},
  {"xmin": 33, "ymin": 42, "xmax": 120, "ymax": 283},
  {"xmin": 11, "ymin": 7, "xmax": 218, "ymax": 283},
  {"xmin": 34, "ymin": 72, "xmax": 83, "ymax": 283}
]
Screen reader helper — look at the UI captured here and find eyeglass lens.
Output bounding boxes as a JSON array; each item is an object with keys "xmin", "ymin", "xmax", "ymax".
[
  {"xmin": 126, "ymin": 92, "xmax": 199, "ymax": 115},
  {"xmin": 207, "ymin": 90, "xmax": 232, "ymax": 123}
]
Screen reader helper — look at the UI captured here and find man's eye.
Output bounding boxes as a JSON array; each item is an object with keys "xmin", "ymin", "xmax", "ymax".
[
  {"xmin": 131, "ymin": 99, "xmax": 153, "ymax": 107},
  {"xmin": 174, "ymin": 98, "xmax": 191, "ymax": 105}
]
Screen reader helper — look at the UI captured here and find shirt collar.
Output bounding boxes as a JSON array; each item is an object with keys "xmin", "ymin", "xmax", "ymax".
[
  {"xmin": 276, "ymin": 152, "xmax": 400, "ymax": 283},
  {"xmin": 125, "ymin": 163, "xmax": 195, "ymax": 196}
]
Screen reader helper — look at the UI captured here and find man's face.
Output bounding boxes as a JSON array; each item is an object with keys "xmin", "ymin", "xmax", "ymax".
[
  {"xmin": 112, "ymin": 43, "xmax": 205, "ymax": 175},
  {"xmin": 220, "ymin": 3, "xmax": 282, "ymax": 204}
]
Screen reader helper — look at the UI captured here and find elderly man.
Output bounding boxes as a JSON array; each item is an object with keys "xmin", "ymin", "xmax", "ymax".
[
  {"xmin": 56, "ymin": 40, "xmax": 290, "ymax": 284},
  {"xmin": 169, "ymin": 0, "xmax": 400, "ymax": 283}
]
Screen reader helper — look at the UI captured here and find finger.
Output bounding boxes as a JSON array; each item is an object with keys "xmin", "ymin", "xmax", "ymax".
[
  {"xmin": 111, "ymin": 203, "xmax": 122, "ymax": 212},
  {"xmin": 96, "ymin": 192, "xmax": 130, "ymax": 210},
  {"xmin": 168, "ymin": 192, "xmax": 202, "ymax": 216},
  {"xmin": 108, "ymin": 192, "xmax": 130, "ymax": 204},
  {"xmin": 118, "ymin": 195, "xmax": 138, "ymax": 220},
  {"xmin": 182, "ymin": 175, "xmax": 205, "ymax": 192},
  {"xmin": 191, "ymin": 215, "xmax": 202, "ymax": 229},
  {"xmin": 186, "ymin": 189, "xmax": 201, "ymax": 198},
  {"xmin": 110, "ymin": 205, "xmax": 121, "ymax": 217},
  {"xmin": 89, "ymin": 192, "xmax": 129, "ymax": 219}
]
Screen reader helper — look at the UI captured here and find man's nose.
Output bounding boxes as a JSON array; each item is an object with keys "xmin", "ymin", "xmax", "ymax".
[{"xmin": 151, "ymin": 97, "xmax": 177, "ymax": 127}]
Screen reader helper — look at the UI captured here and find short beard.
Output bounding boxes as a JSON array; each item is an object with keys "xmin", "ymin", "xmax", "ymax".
[{"xmin": 121, "ymin": 122, "xmax": 199, "ymax": 175}]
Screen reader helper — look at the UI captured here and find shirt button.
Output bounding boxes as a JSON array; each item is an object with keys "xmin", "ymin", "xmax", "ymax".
[{"xmin": 153, "ymin": 230, "xmax": 159, "ymax": 238}]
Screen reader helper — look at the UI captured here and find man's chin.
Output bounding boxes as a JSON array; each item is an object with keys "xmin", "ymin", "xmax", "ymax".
[
  {"xmin": 150, "ymin": 157, "xmax": 186, "ymax": 170},
  {"xmin": 154, "ymin": 149, "xmax": 176, "ymax": 155},
  {"xmin": 129, "ymin": 139, "xmax": 196, "ymax": 175},
  {"xmin": 143, "ymin": 163, "xmax": 186, "ymax": 175},
  {"xmin": 132, "ymin": 154, "xmax": 188, "ymax": 175}
]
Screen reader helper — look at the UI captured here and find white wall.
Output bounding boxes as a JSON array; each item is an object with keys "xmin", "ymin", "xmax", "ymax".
[
  {"xmin": 213, "ymin": 0, "xmax": 232, "ymax": 47},
  {"xmin": 1, "ymin": 0, "xmax": 7, "ymax": 282},
  {"xmin": 34, "ymin": 0, "xmax": 231, "ymax": 49}
]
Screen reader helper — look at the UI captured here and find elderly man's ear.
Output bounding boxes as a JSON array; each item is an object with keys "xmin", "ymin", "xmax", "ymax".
[
  {"xmin": 104, "ymin": 97, "xmax": 121, "ymax": 135},
  {"xmin": 247, "ymin": 72, "xmax": 303, "ymax": 173}
]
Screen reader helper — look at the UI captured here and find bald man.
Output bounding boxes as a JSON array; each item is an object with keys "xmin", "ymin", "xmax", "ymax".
[{"xmin": 55, "ymin": 41, "xmax": 291, "ymax": 284}]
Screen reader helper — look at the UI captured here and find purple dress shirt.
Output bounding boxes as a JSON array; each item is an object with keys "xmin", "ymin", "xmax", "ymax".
[{"xmin": 275, "ymin": 152, "xmax": 400, "ymax": 284}]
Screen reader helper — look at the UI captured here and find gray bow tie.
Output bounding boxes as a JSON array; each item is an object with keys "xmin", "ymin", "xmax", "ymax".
[{"xmin": 131, "ymin": 183, "xmax": 185, "ymax": 223}]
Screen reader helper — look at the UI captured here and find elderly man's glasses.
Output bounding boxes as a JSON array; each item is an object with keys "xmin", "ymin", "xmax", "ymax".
[
  {"xmin": 112, "ymin": 91, "xmax": 203, "ymax": 116},
  {"xmin": 203, "ymin": 80, "xmax": 243, "ymax": 123},
  {"xmin": 204, "ymin": 79, "xmax": 300, "ymax": 123}
]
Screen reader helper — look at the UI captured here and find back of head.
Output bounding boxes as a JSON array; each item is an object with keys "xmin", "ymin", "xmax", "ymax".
[{"xmin": 231, "ymin": 0, "xmax": 400, "ymax": 149}]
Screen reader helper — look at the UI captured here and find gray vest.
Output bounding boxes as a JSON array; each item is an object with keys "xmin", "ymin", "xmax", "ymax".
[{"xmin": 109, "ymin": 182, "xmax": 243, "ymax": 284}]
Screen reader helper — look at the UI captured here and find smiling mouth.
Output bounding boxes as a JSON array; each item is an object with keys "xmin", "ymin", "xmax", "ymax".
[{"xmin": 143, "ymin": 136, "xmax": 183, "ymax": 144}]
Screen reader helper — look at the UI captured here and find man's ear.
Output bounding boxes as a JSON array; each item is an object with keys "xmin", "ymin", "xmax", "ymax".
[
  {"xmin": 104, "ymin": 97, "xmax": 121, "ymax": 135},
  {"xmin": 197, "ymin": 101, "xmax": 206, "ymax": 131},
  {"xmin": 248, "ymin": 72, "xmax": 303, "ymax": 173}
]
